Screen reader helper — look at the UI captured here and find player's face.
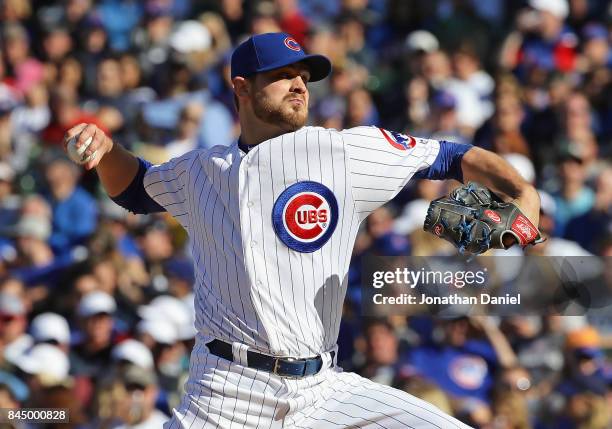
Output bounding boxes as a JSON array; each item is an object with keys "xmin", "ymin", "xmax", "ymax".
[{"xmin": 250, "ymin": 64, "xmax": 311, "ymax": 131}]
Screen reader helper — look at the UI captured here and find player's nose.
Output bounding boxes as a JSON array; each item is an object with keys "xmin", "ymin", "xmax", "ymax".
[{"xmin": 290, "ymin": 76, "xmax": 307, "ymax": 94}]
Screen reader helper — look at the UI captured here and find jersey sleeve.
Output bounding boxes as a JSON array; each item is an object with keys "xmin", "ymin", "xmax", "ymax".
[
  {"xmin": 342, "ymin": 126, "xmax": 441, "ymax": 218},
  {"xmin": 143, "ymin": 151, "xmax": 196, "ymax": 225},
  {"xmin": 341, "ymin": 127, "xmax": 471, "ymax": 218}
]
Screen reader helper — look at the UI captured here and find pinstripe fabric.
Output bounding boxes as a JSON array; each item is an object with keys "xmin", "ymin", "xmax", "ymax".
[
  {"xmin": 144, "ymin": 126, "xmax": 439, "ymax": 357},
  {"xmin": 165, "ymin": 335, "xmax": 472, "ymax": 428},
  {"xmin": 146, "ymin": 126, "xmax": 467, "ymax": 428}
]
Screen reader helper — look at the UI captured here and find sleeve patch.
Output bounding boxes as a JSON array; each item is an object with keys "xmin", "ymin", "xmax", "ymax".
[{"xmin": 378, "ymin": 128, "xmax": 417, "ymax": 151}]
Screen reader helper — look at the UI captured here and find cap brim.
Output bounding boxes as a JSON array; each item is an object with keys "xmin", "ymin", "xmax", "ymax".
[
  {"xmin": 247, "ymin": 54, "xmax": 332, "ymax": 82},
  {"xmin": 80, "ymin": 310, "xmax": 113, "ymax": 318},
  {"xmin": 299, "ymin": 55, "xmax": 332, "ymax": 82}
]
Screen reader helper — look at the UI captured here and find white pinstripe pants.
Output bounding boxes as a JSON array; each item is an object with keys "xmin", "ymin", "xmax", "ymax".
[{"xmin": 164, "ymin": 340, "xmax": 473, "ymax": 429}]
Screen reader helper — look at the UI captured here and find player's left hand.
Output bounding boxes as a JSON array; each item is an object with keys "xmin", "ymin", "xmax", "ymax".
[{"xmin": 423, "ymin": 182, "xmax": 544, "ymax": 255}]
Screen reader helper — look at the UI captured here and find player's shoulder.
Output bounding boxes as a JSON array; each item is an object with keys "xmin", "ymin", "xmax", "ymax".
[
  {"xmin": 339, "ymin": 125, "xmax": 425, "ymax": 152},
  {"xmin": 297, "ymin": 125, "xmax": 380, "ymax": 138},
  {"xmin": 279, "ymin": 126, "xmax": 343, "ymax": 148},
  {"xmin": 334, "ymin": 125, "xmax": 411, "ymax": 146},
  {"xmin": 143, "ymin": 149, "xmax": 204, "ymax": 182},
  {"xmin": 151, "ymin": 148, "xmax": 202, "ymax": 168},
  {"xmin": 167, "ymin": 145, "xmax": 231, "ymax": 164},
  {"xmin": 294, "ymin": 125, "xmax": 425, "ymax": 152},
  {"xmin": 291, "ymin": 125, "xmax": 380, "ymax": 144},
  {"xmin": 202, "ymin": 144, "xmax": 235, "ymax": 159}
]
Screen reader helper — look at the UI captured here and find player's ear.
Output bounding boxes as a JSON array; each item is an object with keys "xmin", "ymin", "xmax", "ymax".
[{"xmin": 232, "ymin": 77, "xmax": 250, "ymax": 98}]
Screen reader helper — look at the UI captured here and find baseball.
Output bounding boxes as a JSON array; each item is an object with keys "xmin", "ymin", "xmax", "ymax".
[{"xmin": 67, "ymin": 134, "xmax": 97, "ymax": 165}]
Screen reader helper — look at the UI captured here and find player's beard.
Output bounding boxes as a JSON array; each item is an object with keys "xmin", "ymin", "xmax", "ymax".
[{"xmin": 252, "ymin": 91, "xmax": 308, "ymax": 131}]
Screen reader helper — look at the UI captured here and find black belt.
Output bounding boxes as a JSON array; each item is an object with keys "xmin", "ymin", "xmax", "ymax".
[{"xmin": 207, "ymin": 339, "xmax": 334, "ymax": 378}]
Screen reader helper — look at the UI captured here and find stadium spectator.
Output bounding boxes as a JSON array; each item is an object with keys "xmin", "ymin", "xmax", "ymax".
[
  {"xmin": 565, "ymin": 166, "xmax": 612, "ymax": 252},
  {"xmin": 44, "ymin": 155, "xmax": 97, "ymax": 255},
  {"xmin": 70, "ymin": 291, "xmax": 117, "ymax": 378},
  {"xmin": 0, "ymin": 292, "xmax": 30, "ymax": 365},
  {"xmin": 490, "ymin": 366, "xmax": 533, "ymax": 429},
  {"xmin": 551, "ymin": 149, "xmax": 595, "ymax": 237},
  {"xmin": 42, "ymin": 86, "xmax": 108, "ymax": 146},
  {"xmin": 29, "ymin": 312, "xmax": 71, "ymax": 352},
  {"xmin": 1, "ymin": 23, "xmax": 44, "ymax": 97},
  {"xmin": 163, "ymin": 102, "xmax": 204, "ymax": 159},
  {"xmin": 356, "ymin": 318, "xmax": 402, "ymax": 386},
  {"xmin": 407, "ymin": 317, "xmax": 515, "ymax": 406},
  {"xmin": 110, "ymin": 364, "xmax": 169, "ymax": 428}
]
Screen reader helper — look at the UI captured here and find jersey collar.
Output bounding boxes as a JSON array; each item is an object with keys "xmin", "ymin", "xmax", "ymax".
[{"xmin": 237, "ymin": 136, "xmax": 256, "ymax": 154}]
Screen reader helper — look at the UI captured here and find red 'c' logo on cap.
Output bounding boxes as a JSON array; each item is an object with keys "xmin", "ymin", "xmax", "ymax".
[{"xmin": 284, "ymin": 37, "xmax": 301, "ymax": 51}]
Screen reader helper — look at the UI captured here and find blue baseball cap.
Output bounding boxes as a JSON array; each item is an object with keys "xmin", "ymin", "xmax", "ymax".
[{"xmin": 231, "ymin": 32, "xmax": 331, "ymax": 82}]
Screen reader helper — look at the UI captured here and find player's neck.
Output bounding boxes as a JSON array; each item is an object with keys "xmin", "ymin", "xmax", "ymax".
[
  {"xmin": 239, "ymin": 115, "xmax": 294, "ymax": 147},
  {"xmin": 239, "ymin": 127, "xmax": 284, "ymax": 148}
]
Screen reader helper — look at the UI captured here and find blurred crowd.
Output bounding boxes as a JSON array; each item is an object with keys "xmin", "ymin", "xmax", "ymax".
[{"xmin": 0, "ymin": 0, "xmax": 610, "ymax": 428}]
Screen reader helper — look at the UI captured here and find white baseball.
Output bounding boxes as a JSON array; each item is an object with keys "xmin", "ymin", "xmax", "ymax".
[{"xmin": 67, "ymin": 135, "xmax": 97, "ymax": 165}]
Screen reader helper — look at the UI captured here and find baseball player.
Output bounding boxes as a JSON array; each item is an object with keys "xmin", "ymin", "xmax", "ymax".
[{"xmin": 64, "ymin": 32, "xmax": 540, "ymax": 428}]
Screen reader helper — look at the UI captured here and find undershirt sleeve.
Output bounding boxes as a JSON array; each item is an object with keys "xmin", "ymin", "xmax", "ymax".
[{"xmin": 110, "ymin": 157, "xmax": 165, "ymax": 214}]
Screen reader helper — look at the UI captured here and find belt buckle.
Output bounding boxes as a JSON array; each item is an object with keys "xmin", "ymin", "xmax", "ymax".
[
  {"xmin": 273, "ymin": 357, "xmax": 304, "ymax": 379},
  {"xmin": 272, "ymin": 358, "xmax": 281, "ymax": 375}
]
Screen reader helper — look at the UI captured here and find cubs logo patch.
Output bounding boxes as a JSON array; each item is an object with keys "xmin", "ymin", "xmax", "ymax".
[
  {"xmin": 449, "ymin": 356, "xmax": 488, "ymax": 390},
  {"xmin": 379, "ymin": 128, "xmax": 417, "ymax": 151},
  {"xmin": 272, "ymin": 181, "xmax": 338, "ymax": 253},
  {"xmin": 284, "ymin": 37, "xmax": 301, "ymax": 51}
]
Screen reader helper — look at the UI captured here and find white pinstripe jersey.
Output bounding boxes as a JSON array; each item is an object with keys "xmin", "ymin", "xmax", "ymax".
[{"xmin": 143, "ymin": 125, "xmax": 440, "ymax": 358}]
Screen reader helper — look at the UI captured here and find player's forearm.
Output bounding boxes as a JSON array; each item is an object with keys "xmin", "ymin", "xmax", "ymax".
[
  {"xmin": 63, "ymin": 123, "xmax": 140, "ymax": 197},
  {"xmin": 96, "ymin": 138, "xmax": 140, "ymax": 197},
  {"xmin": 461, "ymin": 147, "xmax": 540, "ymax": 223},
  {"xmin": 461, "ymin": 147, "xmax": 525, "ymax": 197},
  {"xmin": 65, "ymin": 124, "xmax": 163, "ymax": 214}
]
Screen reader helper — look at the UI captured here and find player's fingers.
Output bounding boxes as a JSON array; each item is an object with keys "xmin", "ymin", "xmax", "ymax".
[
  {"xmin": 83, "ymin": 152, "xmax": 100, "ymax": 170},
  {"xmin": 82, "ymin": 127, "xmax": 105, "ymax": 170},
  {"xmin": 62, "ymin": 123, "xmax": 88, "ymax": 151},
  {"xmin": 76, "ymin": 123, "xmax": 99, "ymax": 149}
]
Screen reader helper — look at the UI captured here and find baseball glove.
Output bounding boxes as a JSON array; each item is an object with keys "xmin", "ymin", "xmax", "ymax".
[{"xmin": 424, "ymin": 182, "xmax": 543, "ymax": 255}]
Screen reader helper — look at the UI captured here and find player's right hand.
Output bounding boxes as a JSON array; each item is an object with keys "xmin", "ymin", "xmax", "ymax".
[{"xmin": 62, "ymin": 123, "xmax": 114, "ymax": 171}]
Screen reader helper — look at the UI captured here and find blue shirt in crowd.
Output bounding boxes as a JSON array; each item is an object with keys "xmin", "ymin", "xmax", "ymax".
[
  {"xmin": 408, "ymin": 340, "xmax": 498, "ymax": 403},
  {"xmin": 48, "ymin": 187, "xmax": 98, "ymax": 255}
]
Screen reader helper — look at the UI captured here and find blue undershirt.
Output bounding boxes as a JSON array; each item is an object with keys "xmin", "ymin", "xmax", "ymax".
[
  {"xmin": 111, "ymin": 157, "xmax": 165, "ymax": 214},
  {"xmin": 414, "ymin": 140, "xmax": 473, "ymax": 182}
]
